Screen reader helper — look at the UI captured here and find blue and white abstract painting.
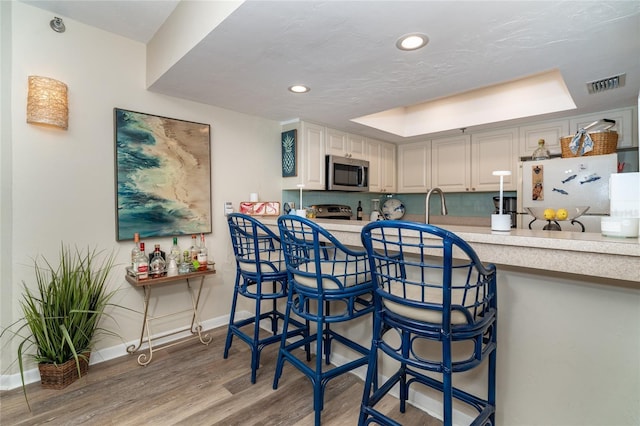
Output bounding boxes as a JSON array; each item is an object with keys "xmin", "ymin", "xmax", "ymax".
[{"xmin": 115, "ymin": 108, "xmax": 211, "ymax": 241}]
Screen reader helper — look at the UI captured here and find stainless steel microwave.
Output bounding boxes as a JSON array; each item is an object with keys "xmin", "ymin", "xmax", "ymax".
[{"xmin": 325, "ymin": 155, "xmax": 369, "ymax": 191}]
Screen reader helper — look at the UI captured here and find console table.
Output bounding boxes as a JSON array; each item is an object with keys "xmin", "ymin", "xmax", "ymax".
[{"xmin": 125, "ymin": 268, "xmax": 216, "ymax": 365}]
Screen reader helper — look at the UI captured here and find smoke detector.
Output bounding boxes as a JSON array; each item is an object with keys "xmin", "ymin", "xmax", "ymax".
[{"xmin": 587, "ymin": 73, "xmax": 626, "ymax": 94}]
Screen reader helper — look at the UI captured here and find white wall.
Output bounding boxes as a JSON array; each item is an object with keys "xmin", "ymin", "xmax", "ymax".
[{"xmin": 1, "ymin": 2, "xmax": 281, "ymax": 376}]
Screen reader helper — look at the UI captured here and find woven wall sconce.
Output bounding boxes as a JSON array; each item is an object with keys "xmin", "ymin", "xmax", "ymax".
[{"xmin": 27, "ymin": 76, "xmax": 68, "ymax": 130}]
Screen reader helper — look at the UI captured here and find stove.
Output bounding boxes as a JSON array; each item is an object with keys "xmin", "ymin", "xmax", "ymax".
[{"xmin": 311, "ymin": 204, "xmax": 353, "ymax": 220}]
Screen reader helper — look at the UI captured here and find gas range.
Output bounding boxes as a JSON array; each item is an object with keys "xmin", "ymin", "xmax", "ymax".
[{"xmin": 310, "ymin": 204, "xmax": 353, "ymax": 220}]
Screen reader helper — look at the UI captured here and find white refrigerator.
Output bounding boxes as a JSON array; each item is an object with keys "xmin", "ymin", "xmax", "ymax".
[{"xmin": 518, "ymin": 153, "xmax": 618, "ymax": 232}]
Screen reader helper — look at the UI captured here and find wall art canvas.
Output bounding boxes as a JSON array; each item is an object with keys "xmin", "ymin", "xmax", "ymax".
[
  {"xmin": 114, "ymin": 108, "xmax": 212, "ymax": 241},
  {"xmin": 281, "ymin": 129, "xmax": 297, "ymax": 177}
]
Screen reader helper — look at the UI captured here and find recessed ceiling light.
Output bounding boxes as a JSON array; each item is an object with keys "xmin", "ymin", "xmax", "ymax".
[
  {"xmin": 289, "ymin": 85, "xmax": 310, "ymax": 93},
  {"xmin": 396, "ymin": 33, "xmax": 429, "ymax": 51}
]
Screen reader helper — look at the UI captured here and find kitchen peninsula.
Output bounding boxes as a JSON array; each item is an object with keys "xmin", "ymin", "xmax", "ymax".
[{"xmin": 261, "ymin": 217, "xmax": 640, "ymax": 425}]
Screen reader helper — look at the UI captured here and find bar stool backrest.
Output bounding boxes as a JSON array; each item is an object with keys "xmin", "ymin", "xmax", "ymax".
[
  {"xmin": 361, "ymin": 221, "xmax": 497, "ymax": 328},
  {"xmin": 227, "ymin": 213, "xmax": 285, "ymax": 277}
]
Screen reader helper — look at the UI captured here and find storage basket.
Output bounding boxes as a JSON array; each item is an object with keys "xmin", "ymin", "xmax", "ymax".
[
  {"xmin": 38, "ymin": 353, "xmax": 90, "ymax": 389},
  {"xmin": 560, "ymin": 119, "xmax": 618, "ymax": 158}
]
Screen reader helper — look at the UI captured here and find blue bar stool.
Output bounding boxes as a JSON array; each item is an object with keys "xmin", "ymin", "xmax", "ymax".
[
  {"xmin": 274, "ymin": 215, "xmax": 375, "ymax": 426},
  {"xmin": 225, "ymin": 213, "xmax": 308, "ymax": 383},
  {"xmin": 359, "ymin": 221, "xmax": 497, "ymax": 426}
]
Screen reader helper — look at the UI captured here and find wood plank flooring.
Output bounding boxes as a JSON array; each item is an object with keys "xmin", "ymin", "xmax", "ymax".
[{"xmin": 1, "ymin": 326, "xmax": 441, "ymax": 425}]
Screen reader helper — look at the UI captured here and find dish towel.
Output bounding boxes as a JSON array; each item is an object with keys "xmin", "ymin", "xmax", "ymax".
[{"xmin": 569, "ymin": 129, "xmax": 594, "ymax": 156}]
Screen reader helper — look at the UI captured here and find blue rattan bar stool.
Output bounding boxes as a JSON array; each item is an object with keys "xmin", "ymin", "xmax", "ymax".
[
  {"xmin": 225, "ymin": 213, "xmax": 308, "ymax": 383},
  {"xmin": 274, "ymin": 215, "xmax": 375, "ymax": 426},
  {"xmin": 359, "ymin": 221, "xmax": 497, "ymax": 426}
]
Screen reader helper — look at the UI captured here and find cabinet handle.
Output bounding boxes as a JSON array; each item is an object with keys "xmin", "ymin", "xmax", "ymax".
[{"xmin": 472, "ymin": 187, "xmax": 476, "ymax": 191}]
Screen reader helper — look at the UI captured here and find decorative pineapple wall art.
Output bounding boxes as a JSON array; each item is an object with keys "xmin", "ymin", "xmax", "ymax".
[{"xmin": 281, "ymin": 129, "xmax": 297, "ymax": 177}]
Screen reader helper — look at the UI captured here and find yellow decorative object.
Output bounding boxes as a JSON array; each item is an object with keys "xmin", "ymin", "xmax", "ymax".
[
  {"xmin": 26, "ymin": 76, "xmax": 68, "ymax": 130},
  {"xmin": 543, "ymin": 208, "xmax": 556, "ymax": 220},
  {"xmin": 556, "ymin": 208, "xmax": 569, "ymax": 220}
]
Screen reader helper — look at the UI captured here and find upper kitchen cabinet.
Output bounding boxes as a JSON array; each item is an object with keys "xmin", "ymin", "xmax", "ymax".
[
  {"xmin": 326, "ymin": 128, "xmax": 366, "ymax": 159},
  {"xmin": 366, "ymin": 138, "xmax": 396, "ymax": 193},
  {"xmin": 569, "ymin": 107, "xmax": 636, "ymax": 149},
  {"xmin": 471, "ymin": 128, "xmax": 518, "ymax": 191},
  {"xmin": 397, "ymin": 140, "xmax": 431, "ymax": 193},
  {"xmin": 431, "ymin": 129, "xmax": 518, "ymax": 192},
  {"xmin": 431, "ymin": 135, "xmax": 471, "ymax": 192},
  {"xmin": 519, "ymin": 119, "xmax": 569, "ymax": 157},
  {"xmin": 282, "ymin": 121, "xmax": 326, "ymax": 190}
]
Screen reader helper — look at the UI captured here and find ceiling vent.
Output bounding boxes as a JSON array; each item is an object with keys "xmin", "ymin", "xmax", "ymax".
[{"xmin": 587, "ymin": 73, "xmax": 626, "ymax": 94}]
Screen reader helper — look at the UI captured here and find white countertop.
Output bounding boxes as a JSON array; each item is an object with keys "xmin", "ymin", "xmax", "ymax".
[{"xmin": 261, "ymin": 217, "xmax": 640, "ymax": 283}]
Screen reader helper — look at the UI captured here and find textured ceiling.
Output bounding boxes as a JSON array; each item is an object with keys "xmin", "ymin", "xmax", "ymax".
[{"xmin": 21, "ymin": 0, "xmax": 640, "ymax": 143}]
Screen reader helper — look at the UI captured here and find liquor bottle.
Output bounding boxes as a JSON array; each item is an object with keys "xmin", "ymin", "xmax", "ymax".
[
  {"xmin": 135, "ymin": 242, "xmax": 149, "ymax": 280},
  {"xmin": 167, "ymin": 237, "xmax": 180, "ymax": 277},
  {"xmin": 189, "ymin": 235, "xmax": 199, "ymax": 262},
  {"xmin": 356, "ymin": 201, "xmax": 363, "ymax": 221},
  {"xmin": 149, "ymin": 244, "xmax": 166, "ymax": 278},
  {"xmin": 531, "ymin": 139, "xmax": 551, "ymax": 160},
  {"xmin": 197, "ymin": 233, "xmax": 208, "ymax": 271},
  {"xmin": 131, "ymin": 232, "xmax": 140, "ymax": 269}
]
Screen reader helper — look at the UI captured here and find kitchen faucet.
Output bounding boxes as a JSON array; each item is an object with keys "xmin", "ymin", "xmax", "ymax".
[{"xmin": 425, "ymin": 188, "xmax": 448, "ymax": 224}]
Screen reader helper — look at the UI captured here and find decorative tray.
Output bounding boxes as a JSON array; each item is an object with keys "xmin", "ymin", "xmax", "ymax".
[{"xmin": 382, "ymin": 198, "xmax": 406, "ymax": 220}]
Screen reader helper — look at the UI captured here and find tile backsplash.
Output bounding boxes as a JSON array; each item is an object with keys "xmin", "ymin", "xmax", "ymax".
[{"xmin": 282, "ymin": 190, "xmax": 517, "ymax": 220}]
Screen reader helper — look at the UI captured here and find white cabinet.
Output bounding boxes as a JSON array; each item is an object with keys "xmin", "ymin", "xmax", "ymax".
[
  {"xmin": 431, "ymin": 129, "xmax": 518, "ymax": 192},
  {"xmin": 570, "ymin": 108, "xmax": 636, "ymax": 149},
  {"xmin": 282, "ymin": 121, "xmax": 326, "ymax": 190},
  {"xmin": 366, "ymin": 138, "xmax": 396, "ymax": 193},
  {"xmin": 471, "ymin": 128, "xmax": 518, "ymax": 191},
  {"xmin": 431, "ymin": 135, "xmax": 471, "ymax": 192},
  {"xmin": 519, "ymin": 119, "xmax": 569, "ymax": 157},
  {"xmin": 326, "ymin": 128, "xmax": 366, "ymax": 159},
  {"xmin": 397, "ymin": 141, "xmax": 431, "ymax": 193}
]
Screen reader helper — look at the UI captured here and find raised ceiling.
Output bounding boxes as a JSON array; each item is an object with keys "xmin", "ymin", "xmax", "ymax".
[{"xmin": 21, "ymin": 0, "xmax": 640, "ymax": 143}]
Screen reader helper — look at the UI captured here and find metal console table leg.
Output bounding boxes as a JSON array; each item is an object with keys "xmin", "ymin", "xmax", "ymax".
[{"xmin": 125, "ymin": 269, "xmax": 215, "ymax": 366}]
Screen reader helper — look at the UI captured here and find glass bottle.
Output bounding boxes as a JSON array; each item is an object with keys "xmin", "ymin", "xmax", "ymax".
[
  {"xmin": 189, "ymin": 235, "xmax": 199, "ymax": 262},
  {"xmin": 131, "ymin": 232, "xmax": 140, "ymax": 269},
  {"xmin": 149, "ymin": 244, "xmax": 166, "ymax": 278},
  {"xmin": 357, "ymin": 201, "xmax": 363, "ymax": 221},
  {"xmin": 135, "ymin": 242, "xmax": 149, "ymax": 280},
  {"xmin": 197, "ymin": 233, "xmax": 208, "ymax": 271},
  {"xmin": 179, "ymin": 250, "xmax": 192, "ymax": 274},
  {"xmin": 531, "ymin": 139, "xmax": 550, "ymax": 160}
]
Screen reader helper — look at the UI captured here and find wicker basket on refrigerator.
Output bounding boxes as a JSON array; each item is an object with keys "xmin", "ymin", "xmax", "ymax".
[{"xmin": 560, "ymin": 119, "xmax": 618, "ymax": 158}]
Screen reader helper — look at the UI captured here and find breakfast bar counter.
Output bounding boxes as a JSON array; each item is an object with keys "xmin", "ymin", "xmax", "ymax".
[
  {"xmin": 260, "ymin": 216, "xmax": 640, "ymax": 425},
  {"xmin": 261, "ymin": 217, "xmax": 640, "ymax": 283}
]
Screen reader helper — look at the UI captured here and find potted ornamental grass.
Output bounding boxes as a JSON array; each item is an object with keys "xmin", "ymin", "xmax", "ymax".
[{"xmin": 1, "ymin": 244, "xmax": 118, "ymax": 408}]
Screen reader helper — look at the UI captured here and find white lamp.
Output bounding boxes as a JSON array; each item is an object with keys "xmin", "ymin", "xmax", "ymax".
[
  {"xmin": 295, "ymin": 183, "xmax": 306, "ymax": 217},
  {"xmin": 491, "ymin": 171, "xmax": 512, "ymax": 231}
]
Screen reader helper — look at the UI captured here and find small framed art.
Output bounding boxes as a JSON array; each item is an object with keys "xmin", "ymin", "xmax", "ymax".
[{"xmin": 281, "ymin": 129, "xmax": 297, "ymax": 177}]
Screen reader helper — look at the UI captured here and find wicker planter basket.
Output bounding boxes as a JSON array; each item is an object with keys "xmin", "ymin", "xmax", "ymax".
[{"xmin": 38, "ymin": 353, "xmax": 90, "ymax": 389}]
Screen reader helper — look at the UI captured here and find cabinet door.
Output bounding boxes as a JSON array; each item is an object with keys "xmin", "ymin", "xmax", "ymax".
[
  {"xmin": 282, "ymin": 122, "xmax": 326, "ymax": 190},
  {"xmin": 397, "ymin": 141, "xmax": 431, "ymax": 193},
  {"xmin": 519, "ymin": 120, "xmax": 569, "ymax": 156},
  {"xmin": 380, "ymin": 141, "xmax": 397, "ymax": 192},
  {"xmin": 326, "ymin": 128, "xmax": 347, "ymax": 157},
  {"xmin": 569, "ymin": 108, "xmax": 635, "ymax": 148},
  {"xmin": 367, "ymin": 138, "xmax": 396, "ymax": 193},
  {"xmin": 472, "ymin": 128, "xmax": 518, "ymax": 191},
  {"xmin": 431, "ymin": 135, "xmax": 471, "ymax": 192},
  {"xmin": 347, "ymin": 134, "xmax": 366, "ymax": 159}
]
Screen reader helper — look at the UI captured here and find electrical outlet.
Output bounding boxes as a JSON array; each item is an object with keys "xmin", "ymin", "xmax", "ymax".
[{"xmin": 224, "ymin": 201, "xmax": 234, "ymax": 216}]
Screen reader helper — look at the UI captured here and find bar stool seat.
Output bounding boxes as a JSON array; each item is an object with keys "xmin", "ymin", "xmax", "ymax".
[{"xmin": 359, "ymin": 221, "xmax": 498, "ymax": 426}]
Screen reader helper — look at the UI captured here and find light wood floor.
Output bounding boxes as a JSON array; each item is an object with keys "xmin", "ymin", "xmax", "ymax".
[{"xmin": 1, "ymin": 326, "xmax": 441, "ymax": 425}]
